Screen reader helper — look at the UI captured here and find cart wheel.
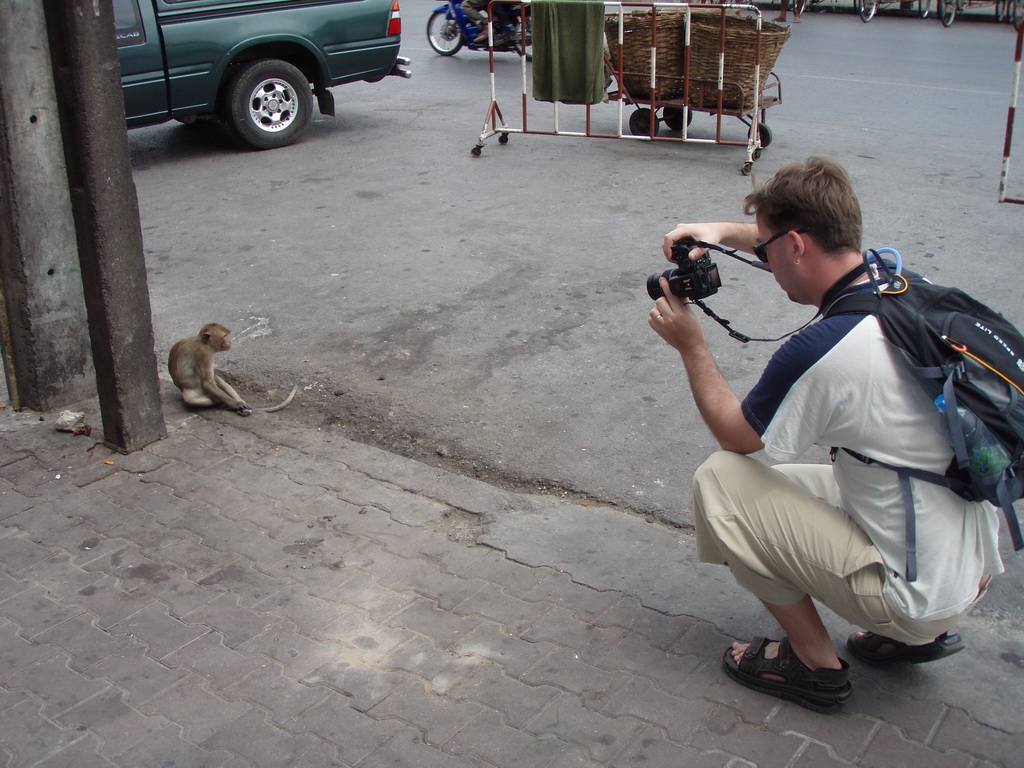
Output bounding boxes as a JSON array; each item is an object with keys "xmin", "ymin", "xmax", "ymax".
[
  {"xmin": 918, "ymin": 0, "xmax": 930, "ymax": 17},
  {"xmin": 757, "ymin": 123, "xmax": 773, "ymax": 149},
  {"xmin": 628, "ymin": 108, "xmax": 657, "ymax": 137},
  {"xmin": 941, "ymin": 0, "xmax": 956, "ymax": 25},
  {"xmin": 471, "ymin": 145, "xmax": 482, "ymax": 157},
  {"xmin": 499, "ymin": 133, "xmax": 509, "ymax": 145},
  {"xmin": 742, "ymin": 162, "xmax": 753, "ymax": 177},
  {"xmin": 662, "ymin": 107, "xmax": 692, "ymax": 132},
  {"xmin": 858, "ymin": 0, "xmax": 878, "ymax": 22}
]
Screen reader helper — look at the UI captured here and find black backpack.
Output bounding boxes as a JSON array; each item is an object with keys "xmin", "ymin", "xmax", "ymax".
[{"xmin": 824, "ymin": 255, "xmax": 1024, "ymax": 582}]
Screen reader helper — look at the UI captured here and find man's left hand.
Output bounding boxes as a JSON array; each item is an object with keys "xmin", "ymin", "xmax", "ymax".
[{"xmin": 648, "ymin": 279, "xmax": 708, "ymax": 354}]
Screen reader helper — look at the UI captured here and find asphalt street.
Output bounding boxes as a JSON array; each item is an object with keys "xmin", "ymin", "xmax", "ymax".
[
  {"xmin": 127, "ymin": 5, "xmax": 1023, "ymax": 529},
  {"xmin": 124, "ymin": 4, "xmax": 1024, "ymax": 639}
]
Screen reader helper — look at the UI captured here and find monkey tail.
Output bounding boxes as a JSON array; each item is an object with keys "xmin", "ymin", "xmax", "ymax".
[{"xmin": 261, "ymin": 385, "xmax": 298, "ymax": 413}]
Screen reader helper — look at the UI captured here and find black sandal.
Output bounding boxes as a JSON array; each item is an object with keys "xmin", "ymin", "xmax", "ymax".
[
  {"xmin": 723, "ymin": 636, "xmax": 853, "ymax": 714},
  {"xmin": 846, "ymin": 631, "xmax": 964, "ymax": 666}
]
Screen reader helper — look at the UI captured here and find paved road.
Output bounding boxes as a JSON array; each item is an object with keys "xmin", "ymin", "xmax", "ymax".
[{"xmin": 127, "ymin": 5, "xmax": 1023, "ymax": 528}]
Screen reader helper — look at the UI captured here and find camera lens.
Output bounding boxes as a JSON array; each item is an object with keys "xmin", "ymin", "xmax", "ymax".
[{"xmin": 647, "ymin": 269, "xmax": 673, "ymax": 300}]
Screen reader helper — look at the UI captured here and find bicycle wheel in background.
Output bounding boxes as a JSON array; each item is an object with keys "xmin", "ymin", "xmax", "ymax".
[{"xmin": 940, "ymin": 0, "xmax": 957, "ymax": 25}]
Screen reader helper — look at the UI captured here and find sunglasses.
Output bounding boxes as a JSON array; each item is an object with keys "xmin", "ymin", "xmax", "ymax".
[{"xmin": 753, "ymin": 228, "xmax": 808, "ymax": 263}]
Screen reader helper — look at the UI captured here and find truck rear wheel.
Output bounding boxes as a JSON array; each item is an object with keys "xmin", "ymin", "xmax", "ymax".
[{"xmin": 225, "ymin": 59, "xmax": 313, "ymax": 150}]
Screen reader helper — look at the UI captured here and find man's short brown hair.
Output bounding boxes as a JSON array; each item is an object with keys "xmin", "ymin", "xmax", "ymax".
[{"xmin": 744, "ymin": 156, "xmax": 862, "ymax": 255}]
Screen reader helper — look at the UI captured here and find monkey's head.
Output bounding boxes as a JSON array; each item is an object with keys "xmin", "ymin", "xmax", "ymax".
[{"xmin": 200, "ymin": 323, "xmax": 232, "ymax": 352}]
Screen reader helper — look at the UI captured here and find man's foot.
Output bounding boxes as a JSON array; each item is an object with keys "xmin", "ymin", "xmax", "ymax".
[
  {"xmin": 772, "ymin": 14, "xmax": 787, "ymax": 21},
  {"xmin": 846, "ymin": 631, "xmax": 964, "ymax": 666},
  {"xmin": 723, "ymin": 637, "xmax": 852, "ymax": 713},
  {"xmin": 793, "ymin": 15, "xmax": 802, "ymax": 22}
]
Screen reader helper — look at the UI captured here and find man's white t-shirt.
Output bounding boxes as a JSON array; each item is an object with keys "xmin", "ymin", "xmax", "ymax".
[{"xmin": 742, "ymin": 308, "xmax": 1004, "ymax": 621}]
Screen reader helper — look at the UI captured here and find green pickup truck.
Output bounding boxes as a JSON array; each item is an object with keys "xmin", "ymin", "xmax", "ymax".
[{"xmin": 113, "ymin": 0, "xmax": 411, "ymax": 149}]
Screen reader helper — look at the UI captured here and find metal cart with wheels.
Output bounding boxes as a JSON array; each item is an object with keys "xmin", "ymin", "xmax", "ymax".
[
  {"xmin": 472, "ymin": 2, "xmax": 790, "ymax": 175},
  {"xmin": 609, "ymin": 75, "xmax": 783, "ymax": 174},
  {"xmin": 605, "ymin": 6, "xmax": 787, "ymax": 174}
]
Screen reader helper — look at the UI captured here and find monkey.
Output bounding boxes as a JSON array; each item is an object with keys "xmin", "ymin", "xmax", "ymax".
[
  {"xmin": 168, "ymin": 323, "xmax": 297, "ymax": 416},
  {"xmin": 168, "ymin": 323, "xmax": 253, "ymax": 415}
]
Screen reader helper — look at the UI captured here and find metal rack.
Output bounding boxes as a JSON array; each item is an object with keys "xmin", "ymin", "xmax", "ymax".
[{"xmin": 472, "ymin": 1, "xmax": 790, "ymax": 174}]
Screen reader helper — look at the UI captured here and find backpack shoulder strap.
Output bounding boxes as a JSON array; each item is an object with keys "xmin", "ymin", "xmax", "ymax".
[
  {"xmin": 835, "ymin": 449, "xmax": 948, "ymax": 582},
  {"xmin": 823, "ymin": 291, "xmax": 880, "ymax": 319},
  {"xmin": 824, "ymin": 277, "xmax": 933, "ymax": 582}
]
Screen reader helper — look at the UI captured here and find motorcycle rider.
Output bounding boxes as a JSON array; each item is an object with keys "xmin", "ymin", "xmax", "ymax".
[{"xmin": 462, "ymin": 0, "xmax": 513, "ymax": 44}]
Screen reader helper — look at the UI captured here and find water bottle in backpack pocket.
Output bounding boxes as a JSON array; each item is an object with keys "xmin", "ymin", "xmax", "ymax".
[{"xmin": 934, "ymin": 393, "xmax": 1019, "ymax": 501}]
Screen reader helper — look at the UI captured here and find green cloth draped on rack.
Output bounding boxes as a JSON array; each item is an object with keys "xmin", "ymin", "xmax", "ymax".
[{"xmin": 531, "ymin": 0, "xmax": 607, "ymax": 105}]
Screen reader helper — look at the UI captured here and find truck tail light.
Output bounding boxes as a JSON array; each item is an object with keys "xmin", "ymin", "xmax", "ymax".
[{"xmin": 388, "ymin": 2, "xmax": 401, "ymax": 36}]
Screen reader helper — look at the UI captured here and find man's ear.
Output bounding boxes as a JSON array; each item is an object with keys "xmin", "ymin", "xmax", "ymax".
[{"xmin": 788, "ymin": 229, "xmax": 808, "ymax": 258}]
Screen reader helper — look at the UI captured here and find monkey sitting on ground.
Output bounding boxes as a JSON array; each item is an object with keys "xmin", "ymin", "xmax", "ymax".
[{"xmin": 168, "ymin": 323, "xmax": 296, "ymax": 416}]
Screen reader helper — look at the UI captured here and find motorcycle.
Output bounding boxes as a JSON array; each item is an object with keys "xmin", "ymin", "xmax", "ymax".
[{"xmin": 426, "ymin": 0, "xmax": 531, "ymax": 58}]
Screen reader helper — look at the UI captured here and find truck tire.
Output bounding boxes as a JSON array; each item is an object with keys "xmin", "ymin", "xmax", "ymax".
[{"xmin": 225, "ymin": 59, "xmax": 313, "ymax": 150}]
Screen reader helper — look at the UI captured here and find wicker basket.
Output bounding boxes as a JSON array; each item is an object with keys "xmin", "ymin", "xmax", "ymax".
[
  {"xmin": 605, "ymin": 11, "xmax": 789, "ymax": 111},
  {"xmin": 604, "ymin": 10, "xmax": 692, "ymax": 100},
  {"xmin": 687, "ymin": 16, "xmax": 790, "ymax": 111}
]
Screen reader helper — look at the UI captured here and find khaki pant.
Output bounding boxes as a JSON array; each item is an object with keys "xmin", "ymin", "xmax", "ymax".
[{"xmin": 693, "ymin": 451, "xmax": 963, "ymax": 645}]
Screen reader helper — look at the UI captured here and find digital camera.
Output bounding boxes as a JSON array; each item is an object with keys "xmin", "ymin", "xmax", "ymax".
[{"xmin": 646, "ymin": 240, "xmax": 722, "ymax": 301}]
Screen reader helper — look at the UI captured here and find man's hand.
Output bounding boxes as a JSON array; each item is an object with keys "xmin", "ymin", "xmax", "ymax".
[
  {"xmin": 663, "ymin": 221, "xmax": 760, "ymax": 262},
  {"xmin": 648, "ymin": 279, "xmax": 764, "ymax": 455},
  {"xmin": 648, "ymin": 279, "xmax": 708, "ymax": 355}
]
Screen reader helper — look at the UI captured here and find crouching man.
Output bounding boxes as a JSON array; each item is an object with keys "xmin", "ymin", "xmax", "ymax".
[{"xmin": 649, "ymin": 156, "xmax": 1002, "ymax": 712}]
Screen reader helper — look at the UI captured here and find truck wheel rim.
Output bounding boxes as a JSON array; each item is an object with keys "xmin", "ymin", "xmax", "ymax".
[{"xmin": 248, "ymin": 78, "xmax": 298, "ymax": 133}]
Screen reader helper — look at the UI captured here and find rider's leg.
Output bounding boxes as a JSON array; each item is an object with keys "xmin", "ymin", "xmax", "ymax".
[{"xmin": 461, "ymin": 0, "xmax": 490, "ymax": 42}]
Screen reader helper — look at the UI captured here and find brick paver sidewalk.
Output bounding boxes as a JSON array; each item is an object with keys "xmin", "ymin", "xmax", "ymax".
[{"xmin": 0, "ymin": 406, "xmax": 1019, "ymax": 767}]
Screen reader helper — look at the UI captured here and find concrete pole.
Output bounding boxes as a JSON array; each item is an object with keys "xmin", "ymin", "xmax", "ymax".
[
  {"xmin": 43, "ymin": 0, "xmax": 166, "ymax": 452},
  {"xmin": 0, "ymin": 1, "xmax": 94, "ymax": 411}
]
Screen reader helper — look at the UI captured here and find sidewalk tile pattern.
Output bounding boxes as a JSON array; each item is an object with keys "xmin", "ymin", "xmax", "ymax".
[{"xmin": 0, "ymin": 414, "xmax": 1019, "ymax": 767}]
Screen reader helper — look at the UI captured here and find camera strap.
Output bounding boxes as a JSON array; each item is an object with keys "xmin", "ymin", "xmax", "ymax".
[
  {"xmin": 697, "ymin": 241, "xmax": 771, "ymax": 272},
  {"xmin": 697, "ymin": 252, "xmax": 872, "ymax": 344},
  {"xmin": 690, "ymin": 300, "xmax": 753, "ymax": 343},
  {"xmin": 684, "ymin": 241, "xmax": 801, "ymax": 343},
  {"xmin": 691, "ymin": 299, "xmax": 820, "ymax": 344},
  {"xmin": 818, "ymin": 262, "xmax": 871, "ymax": 314}
]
